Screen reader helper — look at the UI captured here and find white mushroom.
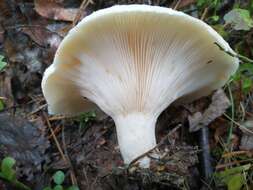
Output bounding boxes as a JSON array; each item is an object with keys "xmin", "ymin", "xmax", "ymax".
[{"xmin": 42, "ymin": 5, "xmax": 239, "ymax": 167}]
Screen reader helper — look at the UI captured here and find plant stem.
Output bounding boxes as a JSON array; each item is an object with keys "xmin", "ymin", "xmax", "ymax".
[
  {"xmin": 214, "ymin": 42, "xmax": 253, "ymax": 63},
  {"xmin": 226, "ymin": 84, "xmax": 234, "ymax": 145}
]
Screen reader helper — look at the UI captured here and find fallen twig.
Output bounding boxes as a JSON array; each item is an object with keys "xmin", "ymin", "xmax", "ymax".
[
  {"xmin": 222, "ymin": 150, "xmax": 249, "ymax": 158},
  {"xmin": 128, "ymin": 125, "xmax": 181, "ymax": 167},
  {"xmin": 48, "ymin": 125, "xmax": 63, "ymax": 140},
  {"xmin": 214, "ymin": 42, "xmax": 253, "ymax": 63},
  {"xmin": 72, "ymin": 0, "xmax": 94, "ymax": 26},
  {"xmin": 223, "ymin": 113, "xmax": 253, "ymax": 135},
  {"xmin": 27, "ymin": 104, "xmax": 47, "ymax": 116},
  {"xmin": 4, "ymin": 24, "xmax": 61, "ymax": 36},
  {"xmin": 201, "ymin": 7, "xmax": 209, "ymax": 20},
  {"xmin": 43, "ymin": 112, "xmax": 67, "ymax": 162},
  {"xmin": 42, "ymin": 112, "xmax": 77, "ymax": 186},
  {"xmin": 49, "ymin": 115, "xmax": 70, "ymax": 121},
  {"xmin": 215, "ymin": 159, "xmax": 253, "ymax": 170},
  {"xmin": 62, "ymin": 126, "xmax": 78, "ymax": 186},
  {"xmin": 173, "ymin": 0, "xmax": 182, "ymax": 10}
]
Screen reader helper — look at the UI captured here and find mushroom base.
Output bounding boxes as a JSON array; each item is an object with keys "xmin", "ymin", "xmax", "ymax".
[{"xmin": 114, "ymin": 113, "xmax": 157, "ymax": 168}]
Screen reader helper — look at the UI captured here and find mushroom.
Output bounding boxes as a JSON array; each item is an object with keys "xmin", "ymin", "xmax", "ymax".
[{"xmin": 42, "ymin": 5, "xmax": 239, "ymax": 167}]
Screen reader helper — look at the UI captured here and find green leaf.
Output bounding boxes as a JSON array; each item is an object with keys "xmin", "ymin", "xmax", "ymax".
[
  {"xmin": 53, "ymin": 185, "xmax": 63, "ymax": 190},
  {"xmin": 216, "ymin": 164, "xmax": 251, "ymax": 179},
  {"xmin": 215, "ymin": 164, "xmax": 251, "ymax": 188},
  {"xmin": 53, "ymin": 171, "xmax": 65, "ymax": 185},
  {"xmin": 197, "ymin": 0, "xmax": 205, "ymax": 6},
  {"xmin": 1, "ymin": 157, "xmax": 16, "ymax": 181},
  {"xmin": 197, "ymin": 0, "xmax": 221, "ymax": 8},
  {"xmin": 227, "ymin": 174, "xmax": 245, "ymax": 190},
  {"xmin": 67, "ymin": 186, "xmax": 80, "ymax": 190},
  {"xmin": 242, "ymin": 77, "xmax": 252, "ymax": 93},
  {"xmin": 210, "ymin": 15, "xmax": 219, "ymax": 22},
  {"xmin": 0, "ymin": 55, "xmax": 7, "ymax": 71},
  {"xmin": 239, "ymin": 63, "xmax": 253, "ymax": 73},
  {"xmin": 224, "ymin": 8, "xmax": 253, "ymax": 31},
  {"xmin": 78, "ymin": 111, "xmax": 96, "ymax": 129}
]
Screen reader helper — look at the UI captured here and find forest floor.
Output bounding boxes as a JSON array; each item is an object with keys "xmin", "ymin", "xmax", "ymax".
[{"xmin": 0, "ymin": 0, "xmax": 253, "ymax": 190}]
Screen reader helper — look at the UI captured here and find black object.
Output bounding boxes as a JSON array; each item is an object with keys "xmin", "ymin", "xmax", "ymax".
[{"xmin": 199, "ymin": 126, "xmax": 213, "ymax": 181}]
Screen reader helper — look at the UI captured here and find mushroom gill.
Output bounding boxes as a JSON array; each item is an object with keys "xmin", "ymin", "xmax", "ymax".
[{"xmin": 42, "ymin": 5, "xmax": 239, "ymax": 167}]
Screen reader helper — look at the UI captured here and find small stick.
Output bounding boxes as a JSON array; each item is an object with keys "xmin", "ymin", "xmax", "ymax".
[
  {"xmin": 128, "ymin": 125, "xmax": 181, "ymax": 167},
  {"xmin": 201, "ymin": 7, "xmax": 209, "ymax": 20},
  {"xmin": 43, "ymin": 112, "xmax": 77, "ymax": 185},
  {"xmin": 5, "ymin": 24, "xmax": 61, "ymax": 36},
  {"xmin": 82, "ymin": 167, "xmax": 90, "ymax": 189},
  {"xmin": 49, "ymin": 115, "xmax": 70, "ymax": 121},
  {"xmin": 215, "ymin": 159, "xmax": 253, "ymax": 170},
  {"xmin": 27, "ymin": 104, "xmax": 47, "ymax": 116},
  {"xmin": 61, "ymin": 126, "xmax": 78, "ymax": 186},
  {"xmin": 43, "ymin": 112, "xmax": 67, "ymax": 162},
  {"xmin": 48, "ymin": 125, "xmax": 62, "ymax": 140},
  {"xmin": 173, "ymin": 0, "xmax": 182, "ymax": 10},
  {"xmin": 223, "ymin": 113, "xmax": 253, "ymax": 135},
  {"xmin": 214, "ymin": 42, "xmax": 253, "ymax": 63},
  {"xmin": 72, "ymin": 0, "xmax": 94, "ymax": 26},
  {"xmin": 222, "ymin": 150, "xmax": 249, "ymax": 158}
]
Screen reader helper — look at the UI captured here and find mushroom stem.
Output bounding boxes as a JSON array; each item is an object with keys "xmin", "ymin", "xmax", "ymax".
[{"xmin": 114, "ymin": 113, "xmax": 157, "ymax": 167}]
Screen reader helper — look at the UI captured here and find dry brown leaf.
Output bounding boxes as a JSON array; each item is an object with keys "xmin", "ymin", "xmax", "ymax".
[
  {"xmin": 188, "ymin": 89, "xmax": 230, "ymax": 132},
  {"xmin": 22, "ymin": 27, "xmax": 62, "ymax": 50},
  {"xmin": 21, "ymin": 27, "xmax": 53, "ymax": 47},
  {"xmin": 177, "ymin": 0, "xmax": 196, "ymax": 9},
  {"xmin": 214, "ymin": 128, "xmax": 226, "ymax": 144},
  {"xmin": 34, "ymin": 0, "xmax": 80, "ymax": 21},
  {"xmin": 20, "ymin": 20, "xmax": 63, "ymax": 50}
]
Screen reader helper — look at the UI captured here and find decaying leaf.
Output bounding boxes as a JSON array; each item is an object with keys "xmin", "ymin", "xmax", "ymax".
[
  {"xmin": 0, "ymin": 113, "xmax": 50, "ymax": 180},
  {"xmin": 21, "ymin": 27, "xmax": 62, "ymax": 48},
  {"xmin": 240, "ymin": 120, "xmax": 253, "ymax": 150},
  {"xmin": 224, "ymin": 8, "xmax": 253, "ymax": 31},
  {"xmin": 34, "ymin": 0, "xmax": 80, "ymax": 21},
  {"xmin": 188, "ymin": 89, "xmax": 230, "ymax": 132},
  {"xmin": 178, "ymin": 0, "xmax": 196, "ymax": 8}
]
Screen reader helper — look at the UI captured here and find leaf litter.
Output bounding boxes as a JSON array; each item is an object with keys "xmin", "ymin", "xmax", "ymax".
[
  {"xmin": 0, "ymin": 0, "xmax": 253, "ymax": 190},
  {"xmin": 0, "ymin": 113, "xmax": 50, "ymax": 181}
]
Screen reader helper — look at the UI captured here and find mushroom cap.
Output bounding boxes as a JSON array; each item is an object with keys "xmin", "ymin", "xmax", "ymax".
[{"xmin": 42, "ymin": 5, "xmax": 239, "ymax": 117}]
